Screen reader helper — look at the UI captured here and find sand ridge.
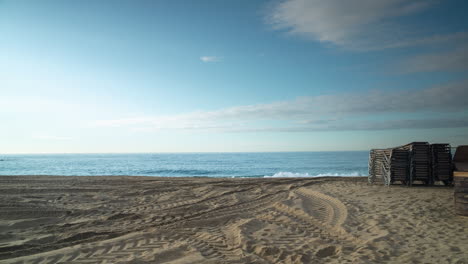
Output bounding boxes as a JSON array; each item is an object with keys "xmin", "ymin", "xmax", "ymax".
[{"xmin": 0, "ymin": 176, "xmax": 467, "ymax": 263}]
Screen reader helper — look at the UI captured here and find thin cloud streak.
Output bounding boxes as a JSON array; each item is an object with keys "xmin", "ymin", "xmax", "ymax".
[
  {"xmin": 33, "ymin": 135, "xmax": 73, "ymax": 141},
  {"xmin": 400, "ymin": 43, "xmax": 468, "ymax": 73},
  {"xmin": 226, "ymin": 117, "xmax": 468, "ymax": 133},
  {"xmin": 200, "ymin": 56, "xmax": 222, "ymax": 62},
  {"xmin": 94, "ymin": 81, "xmax": 468, "ymax": 132}
]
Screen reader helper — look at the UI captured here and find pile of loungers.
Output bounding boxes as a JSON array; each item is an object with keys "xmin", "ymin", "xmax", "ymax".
[{"xmin": 368, "ymin": 142, "xmax": 453, "ymax": 186}]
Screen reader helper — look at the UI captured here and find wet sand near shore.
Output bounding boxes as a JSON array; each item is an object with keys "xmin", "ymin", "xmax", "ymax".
[{"xmin": 0, "ymin": 176, "xmax": 467, "ymax": 263}]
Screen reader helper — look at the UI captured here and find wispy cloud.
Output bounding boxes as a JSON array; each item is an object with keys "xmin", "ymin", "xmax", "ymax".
[
  {"xmin": 267, "ymin": 0, "xmax": 468, "ymax": 74},
  {"xmin": 33, "ymin": 135, "xmax": 73, "ymax": 141},
  {"xmin": 267, "ymin": 0, "xmax": 435, "ymax": 50},
  {"xmin": 294, "ymin": 118, "xmax": 468, "ymax": 131},
  {"xmin": 400, "ymin": 42, "xmax": 468, "ymax": 73},
  {"xmin": 224, "ymin": 117, "xmax": 468, "ymax": 133},
  {"xmin": 93, "ymin": 80, "xmax": 468, "ymax": 132},
  {"xmin": 200, "ymin": 56, "xmax": 222, "ymax": 62}
]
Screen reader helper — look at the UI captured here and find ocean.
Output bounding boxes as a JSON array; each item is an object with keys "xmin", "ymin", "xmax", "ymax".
[{"xmin": 0, "ymin": 152, "xmax": 368, "ymax": 177}]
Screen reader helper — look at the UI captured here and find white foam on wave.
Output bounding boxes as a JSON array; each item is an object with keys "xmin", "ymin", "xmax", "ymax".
[{"xmin": 264, "ymin": 171, "xmax": 364, "ymax": 178}]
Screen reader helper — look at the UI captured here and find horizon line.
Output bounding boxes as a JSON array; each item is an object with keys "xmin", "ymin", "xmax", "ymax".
[{"xmin": 0, "ymin": 150, "xmax": 371, "ymax": 155}]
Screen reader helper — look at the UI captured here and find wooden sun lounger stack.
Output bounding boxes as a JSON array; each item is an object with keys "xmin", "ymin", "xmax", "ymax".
[{"xmin": 431, "ymin": 144, "xmax": 453, "ymax": 185}]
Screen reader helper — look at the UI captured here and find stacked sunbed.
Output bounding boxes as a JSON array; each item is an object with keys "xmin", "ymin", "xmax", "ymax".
[
  {"xmin": 401, "ymin": 142, "xmax": 432, "ymax": 185},
  {"xmin": 390, "ymin": 148, "xmax": 410, "ymax": 185},
  {"xmin": 431, "ymin": 144, "xmax": 453, "ymax": 185},
  {"xmin": 368, "ymin": 149, "xmax": 392, "ymax": 185},
  {"xmin": 369, "ymin": 142, "xmax": 452, "ymax": 186}
]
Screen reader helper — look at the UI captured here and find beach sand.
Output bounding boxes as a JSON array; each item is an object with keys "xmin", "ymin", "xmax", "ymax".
[{"xmin": 0, "ymin": 176, "xmax": 467, "ymax": 263}]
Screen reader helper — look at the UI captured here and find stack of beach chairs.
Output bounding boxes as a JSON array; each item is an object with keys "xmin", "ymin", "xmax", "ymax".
[
  {"xmin": 431, "ymin": 144, "xmax": 452, "ymax": 185},
  {"xmin": 368, "ymin": 149, "xmax": 392, "ymax": 185},
  {"xmin": 390, "ymin": 148, "xmax": 410, "ymax": 185},
  {"xmin": 369, "ymin": 142, "xmax": 453, "ymax": 186},
  {"xmin": 401, "ymin": 142, "xmax": 432, "ymax": 185}
]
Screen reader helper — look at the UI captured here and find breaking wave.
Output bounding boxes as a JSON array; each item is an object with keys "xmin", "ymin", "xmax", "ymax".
[{"xmin": 264, "ymin": 171, "xmax": 364, "ymax": 178}]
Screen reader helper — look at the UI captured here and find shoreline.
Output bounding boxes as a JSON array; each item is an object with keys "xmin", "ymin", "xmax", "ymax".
[
  {"xmin": 1, "ymin": 175, "xmax": 465, "ymax": 263},
  {"xmin": 0, "ymin": 175, "xmax": 369, "ymax": 179}
]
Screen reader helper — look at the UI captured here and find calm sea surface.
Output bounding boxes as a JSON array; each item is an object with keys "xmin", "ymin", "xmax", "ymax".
[{"xmin": 0, "ymin": 152, "xmax": 368, "ymax": 177}]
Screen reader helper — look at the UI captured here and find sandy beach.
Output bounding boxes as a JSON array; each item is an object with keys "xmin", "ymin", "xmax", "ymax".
[{"xmin": 0, "ymin": 176, "xmax": 467, "ymax": 264}]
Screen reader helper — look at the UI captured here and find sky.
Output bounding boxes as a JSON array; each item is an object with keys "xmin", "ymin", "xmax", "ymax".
[{"xmin": 1, "ymin": 0, "xmax": 468, "ymax": 153}]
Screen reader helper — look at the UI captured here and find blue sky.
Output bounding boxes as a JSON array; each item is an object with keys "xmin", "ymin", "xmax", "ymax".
[{"xmin": 1, "ymin": 0, "xmax": 467, "ymax": 153}]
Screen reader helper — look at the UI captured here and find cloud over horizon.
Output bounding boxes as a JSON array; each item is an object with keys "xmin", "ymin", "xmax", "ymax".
[
  {"xmin": 94, "ymin": 80, "xmax": 468, "ymax": 133},
  {"xmin": 33, "ymin": 135, "xmax": 73, "ymax": 141}
]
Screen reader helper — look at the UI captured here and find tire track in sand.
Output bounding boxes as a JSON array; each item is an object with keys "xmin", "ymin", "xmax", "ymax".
[
  {"xmin": 5, "ymin": 190, "xmax": 286, "ymax": 264},
  {"xmin": 293, "ymin": 187, "xmax": 348, "ymax": 228},
  {"xmin": 241, "ymin": 187, "xmax": 368, "ymax": 263},
  {"xmin": 5, "ymin": 186, "xmax": 358, "ymax": 264}
]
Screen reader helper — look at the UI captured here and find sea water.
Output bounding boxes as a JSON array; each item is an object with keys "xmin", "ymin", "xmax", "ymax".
[{"xmin": 0, "ymin": 152, "xmax": 368, "ymax": 177}]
